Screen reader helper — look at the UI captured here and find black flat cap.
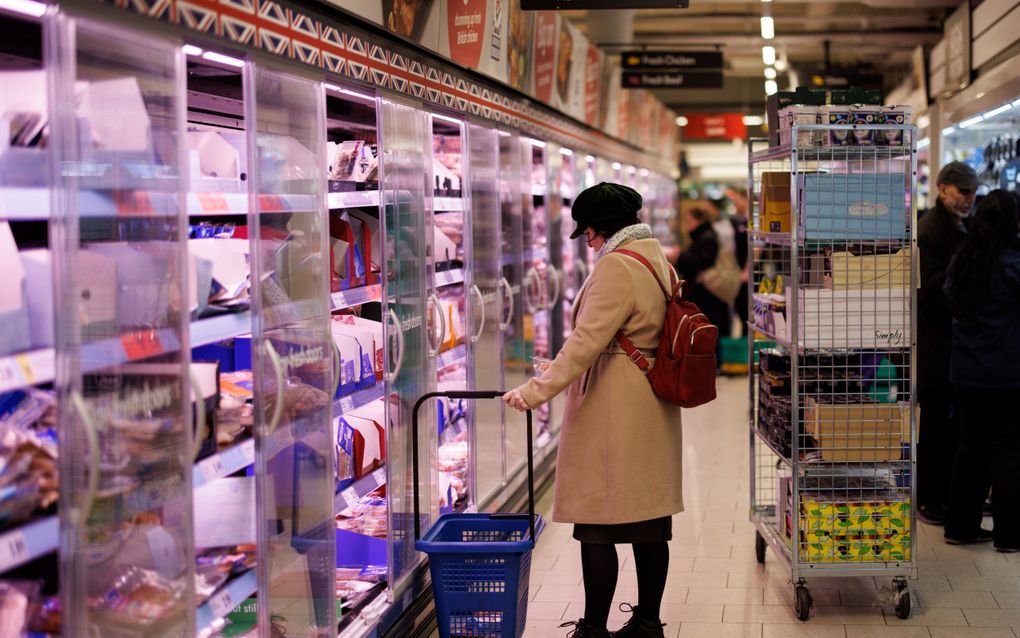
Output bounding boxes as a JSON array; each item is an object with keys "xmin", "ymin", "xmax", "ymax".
[
  {"xmin": 937, "ymin": 161, "xmax": 979, "ymax": 190},
  {"xmin": 569, "ymin": 182, "xmax": 643, "ymax": 239}
]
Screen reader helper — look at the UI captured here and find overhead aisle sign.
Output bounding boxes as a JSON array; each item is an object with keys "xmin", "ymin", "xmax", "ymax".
[{"xmin": 621, "ymin": 50, "xmax": 724, "ymax": 89}]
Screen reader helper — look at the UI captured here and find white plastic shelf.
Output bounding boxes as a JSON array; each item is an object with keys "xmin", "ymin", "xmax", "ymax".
[
  {"xmin": 432, "ymin": 197, "xmax": 464, "ymax": 212},
  {"xmin": 0, "ymin": 516, "xmax": 58, "ymax": 573},
  {"xmin": 0, "ymin": 348, "xmax": 55, "ymax": 394},
  {"xmin": 195, "ymin": 568, "xmax": 257, "ymax": 634},
  {"xmin": 192, "ymin": 439, "xmax": 256, "ymax": 489},
  {"xmin": 328, "ymin": 190, "xmax": 380, "ymax": 210},
  {"xmin": 190, "ymin": 312, "xmax": 251, "ymax": 347},
  {"xmin": 334, "ymin": 380, "xmax": 385, "ymax": 416},
  {"xmin": 434, "ymin": 268, "xmax": 464, "ymax": 288}
]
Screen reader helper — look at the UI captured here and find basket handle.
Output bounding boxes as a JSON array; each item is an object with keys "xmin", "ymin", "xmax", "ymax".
[{"xmin": 412, "ymin": 390, "xmax": 535, "ymax": 544}]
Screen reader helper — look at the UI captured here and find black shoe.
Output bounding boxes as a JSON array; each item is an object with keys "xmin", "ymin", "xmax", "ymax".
[
  {"xmin": 945, "ymin": 528, "xmax": 994, "ymax": 545},
  {"xmin": 994, "ymin": 545, "xmax": 1020, "ymax": 553},
  {"xmin": 610, "ymin": 604, "xmax": 666, "ymax": 638},
  {"xmin": 918, "ymin": 504, "xmax": 947, "ymax": 526},
  {"xmin": 560, "ymin": 619, "xmax": 610, "ymax": 638}
]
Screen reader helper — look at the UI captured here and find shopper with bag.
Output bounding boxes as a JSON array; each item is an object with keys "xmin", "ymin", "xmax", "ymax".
[
  {"xmin": 943, "ymin": 189, "xmax": 1020, "ymax": 552},
  {"xmin": 503, "ymin": 182, "xmax": 686, "ymax": 638}
]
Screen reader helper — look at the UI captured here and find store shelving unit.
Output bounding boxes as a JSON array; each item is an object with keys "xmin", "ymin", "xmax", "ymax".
[{"xmin": 748, "ymin": 124, "xmax": 918, "ymax": 621}]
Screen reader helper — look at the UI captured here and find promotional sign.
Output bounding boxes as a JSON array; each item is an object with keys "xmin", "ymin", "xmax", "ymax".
[
  {"xmin": 943, "ymin": 2, "xmax": 970, "ymax": 92},
  {"xmin": 447, "ymin": 0, "xmax": 487, "ymax": 68},
  {"xmin": 532, "ymin": 11, "xmax": 557, "ymax": 103},
  {"xmin": 522, "ymin": 0, "xmax": 688, "ymax": 8},
  {"xmin": 621, "ymin": 50, "xmax": 723, "ymax": 70},
  {"xmin": 681, "ymin": 113, "xmax": 747, "ymax": 140},
  {"xmin": 622, "ymin": 70, "xmax": 723, "ymax": 89},
  {"xmin": 584, "ymin": 44, "xmax": 602, "ymax": 126},
  {"xmin": 506, "ymin": 1, "xmax": 535, "ymax": 92}
]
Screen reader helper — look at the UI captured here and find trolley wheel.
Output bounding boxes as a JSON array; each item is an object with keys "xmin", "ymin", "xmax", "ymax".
[
  {"xmin": 794, "ymin": 584, "xmax": 812, "ymax": 621},
  {"xmin": 755, "ymin": 531, "xmax": 767, "ymax": 564},
  {"xmin": 894, "ymin": 580, "xmax": 911, "ymax": 619}
]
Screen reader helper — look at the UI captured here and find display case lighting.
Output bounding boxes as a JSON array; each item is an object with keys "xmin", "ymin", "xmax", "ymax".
[
  {"xmin": 760, "ymin": 16, "xmax": 775, "ymax": 40},
  {"xmin": 529, "ymin": 139, "xmax": 547, "ymax": 148},
  {"xmin": 585, "ymin": 155, "xmax": 596, "ymax": 163},
  {"xmin": 325, "ymin": 85, "xmax": 376, "ymax": 103},
  {"xmin": 612, "ymin": 162, "xmax": 622, "ymax": 170},
  {"xmin": 183, "ymin": 44, "xmax": 204, "ymax": 57},
  {"xmin": 201, "ymin": 51, "xmax": 244, "ymax": 68},
  {"xmin": 640, "ymin": 168, "xmax": 650, "ymax": 177},
  {"xmin": 497, "ymin": 130, "xmax": 512, "ymax": 138},
  {"xmin": 627, "ymin": 166, "xmax": 637, "ymax": 174},
  {"xmin": 432, "ymin": 113, "xmax": 462, "ymax": 126},
  {"xmin": 917, "ymin": 137, "xmax": 930, "ymax": 149},
  {"xmin": 559, "ymin": 148, "xmax": 574, "ymax": 157},
  {"xmin": 762, "ymin": 46, "xmax": 776, "ymax": 66},
  {"xmin": 983, "ymin": 103, "xmax": 1014, "ymax": 119},
  {"xmin": 942, "ymin": 126, "xmax": 957, "ymax": 137},
  {"xmin": 958, "ymin": 114, "xmax": 984, "ymax": 129},
  {"xmin": 0, "ymin": 0, "xmax": 46, "ymax": 17}
]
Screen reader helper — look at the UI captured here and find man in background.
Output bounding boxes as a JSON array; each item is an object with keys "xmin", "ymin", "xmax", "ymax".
[{"xmin": 917, "ymin": 161, "xmax": 979, "ymax": 525}]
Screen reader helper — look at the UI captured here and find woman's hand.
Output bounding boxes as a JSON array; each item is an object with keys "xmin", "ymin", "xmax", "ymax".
[{"xmin": 502, "ymin": 388, "xmax": 531, "ymax": 412}]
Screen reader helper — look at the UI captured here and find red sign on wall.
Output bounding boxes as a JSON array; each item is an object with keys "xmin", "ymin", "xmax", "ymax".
[
  {"xmin": 448, "ymin": 0, "xmax": 487, "ymax": 68},
  {"xmin": 584, "ymin": 44, "xmax": 601, "ymax": 126},
  {"xmin": 682, "ymin": 113, "xmax": 747, "ymax": 140},
  {"xmin": 533, "ymin": 12, "xmax": 557, "ymax": 103}
]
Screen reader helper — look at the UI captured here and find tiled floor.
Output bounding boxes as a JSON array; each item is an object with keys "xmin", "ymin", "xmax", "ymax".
[{"xmin": 430, "ymin": 376, "xmax": 1019, "ymax": 637}]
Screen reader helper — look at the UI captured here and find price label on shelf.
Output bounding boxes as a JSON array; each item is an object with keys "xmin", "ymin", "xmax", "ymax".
[
  {"xmin": 0, "ymin": 530, "xmax": 29, "ymax": 571},
  {"xmin": 372, "ymin": 468, "xmax": 386, "ymax": 486},
  {"xmin": 197, "ymin": 193, "xmax": 230, "ymax": 213},
  {"xmin": 333, "ymin": 292, "xmax": 347, "ymax": 309},
  {"xmin": 0, "ymin": 358, "xmax": 23, "ymax": 391},
  {"xmin": 209, "ymin": 587, "xmax": 235, "ymax": 617},
  {"xmin": 120, "ymin": 331, "xmax": 163, "ymax": 361},
  {"xmin": 339, "ymin": 396, "xmax": 354, "ymax": 413},
  {"xmin": 199, "ymin": 455, "xmax": 226, "ymax": 482},
  {"xmin": 13, "ymin": 354, "xmax": 36, "ymax": 385},
  {"xmin": 341, "ymin": 487, "xmax": 359, "ymax": 509},
  {"xmin": 239, "ymin": 440, "xmax": 256, "ymax": 466}
]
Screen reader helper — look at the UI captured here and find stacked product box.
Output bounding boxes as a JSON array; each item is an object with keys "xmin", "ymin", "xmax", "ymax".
[{"xmin": 799, "ymin": 493, "xmax": 911, "ymax": 563}]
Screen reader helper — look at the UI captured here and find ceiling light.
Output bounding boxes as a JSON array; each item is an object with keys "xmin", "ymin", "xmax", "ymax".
[
  {"xmin": 942, "ymin": 126, "xmax": 957, "ymax": 137},
  {"xmin": 775, "ymin": 58, "xmax": 788, "ymax": 72},
  {"xmin": 559, "ymin": 148, "xmax": 574, "ymax": 157},
  {"xmin": 917, "ymin": 114, "xmax": 930, "ymax": 129},
  {"xmin": 983, "ymin": 103, "xmax": 1013, "ymax": 119},
  {"xmin": 183, "ymin": 44, "xmax": 204, "ymax": 57},
  {"xmin": 764, "ymin": 67, "xmax": 777, "ymax": 80},
  {"xmin": 916, "ymin": 137, "xmax": 930, "ymax": 149},
  {"xmin": 1013, "ymin": 99, "xmax": 1020, "ymax": 107},
  {"xmin": 202, "ymin": 51, "xmax": 244, "ymax": 68},
  {"xmin": 975, "ymin": 92, "xmax": 985, "ymax": 99},
  {"xmin": 762, "ymin": 46, "xmax": 776, "ymax": 66},
  {"xmin": 676, "ymin": 116, "xmax": 689, "ymax": 127},
  {"xmin": 743, "ymin": 115, "xmax": 765, "ymax": 126},
  {"xmin": 765, "ymin": 80, "xmax": 778, "ymax": 96},
  {"xmin": 760, "ymin": 16, "xmax": 775, "ymax": 40},
  {"xmin": 0, "ymin": 0, "xmax": 46, "ymax": 17},
  {"xmin": 958, "ymin": 114, "xmax": 984, "ymax": 129}
]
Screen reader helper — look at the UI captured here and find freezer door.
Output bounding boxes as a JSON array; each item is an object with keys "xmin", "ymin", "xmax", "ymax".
[
  {"xmin": 246, "ymin": 67, "xmax": 336, "ymax": 636},
  {"xmin": 50, "ymin": 15, "xmax": 196, "ymax": 636},
  {"xmin": 465, "ymin": 123, "xmax": 503, "ymax": 506},
  {"xmin": 379, "ymin": 97, "xmax": 434, "ymax": 594},
  {"xmin": 500, "ymin": 133, "xmax": 529, "ymax": 482}
]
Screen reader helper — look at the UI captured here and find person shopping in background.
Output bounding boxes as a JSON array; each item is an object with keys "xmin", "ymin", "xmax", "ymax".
[
  {"xmin": 943, "ymin": 189, "xmax": 1020, "ymax": 552},
  {"xmin": 503, "ymin": 182, "xmax": 683, "ymax": 638},
  {"xmin": 916, "ymin": 161, "xmax": 978, "ymax": 525},
  {"xmin": 675, "ymin": 203, "xmax": 730, "ymax": 366},
  {"xmin": 725, "ymin": 188, "xmax": 751, "ymax": 334}
]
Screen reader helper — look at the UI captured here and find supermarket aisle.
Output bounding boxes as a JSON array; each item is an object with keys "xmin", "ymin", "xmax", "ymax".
[{"xmin": 508, "ymin": 377, "xmax": 1020, "ymax": 638}]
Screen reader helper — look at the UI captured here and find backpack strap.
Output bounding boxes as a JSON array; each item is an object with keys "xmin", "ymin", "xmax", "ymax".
[{"xmin": 611, "ymin": 248, "xmax": 674, "ymax": 375}]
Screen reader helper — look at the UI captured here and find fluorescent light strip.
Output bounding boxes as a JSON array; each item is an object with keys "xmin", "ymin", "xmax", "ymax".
[
  {"xmin": 983, "ymin": 103, "xmax": 1013, "ymax": 119},
  {"xmin": 958, "ymin": 114, "xmax": 984, "ymax": 129},
  {"xmin": 202, "ymin": 51, "xmax": 244, "ymax": 68},
  {"xmin": 530, "ymin": 139, "xmax": 547, "ymax": 148},
  {"xmin": 432, "ymin": 113, "xmax": 462, "ymax": 126},
  {"xmin": 916, "ymin": 137, "xmax": 930, "ymax": 149},
  {"xmin": 942, "ymin": 126, "xmax": 957, "ymax": 137},
  {"xmin": 743, "ymin": 115, "xmax": 765, "ymax": 126},
  {"xmin": 559, "ymin": 148, "xmax": 574, "ymax": 156},
  {"xmin": 760, "ymin": 16, "xmax": 775, "ymax": 40},
  {"xmin": 1013, "ymin": 99, "xmax": 1020, "ymax": 107},
  {"xmin": 183, "ymin": 44, "xmax": 204, "ymax": 57},
  {"xmin": 0, "ymin": 0, "xmax": 46, "ymax": 17}
]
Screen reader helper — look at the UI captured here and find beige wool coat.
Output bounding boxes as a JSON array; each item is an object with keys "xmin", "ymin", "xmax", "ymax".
[{"xmin": 518, "ymin": 237, "xmax": 685, "ymax": 525}]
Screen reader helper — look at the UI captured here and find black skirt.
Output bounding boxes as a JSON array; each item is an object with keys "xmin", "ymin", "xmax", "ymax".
[{"xmin": 573, "ymin": 516, "xmax": 672, "ymax": 544}]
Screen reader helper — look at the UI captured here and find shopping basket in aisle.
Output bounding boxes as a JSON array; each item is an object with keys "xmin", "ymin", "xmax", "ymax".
[{"xmin": 412, "ymin": 390, "xmax": 545, "ymax": 638}]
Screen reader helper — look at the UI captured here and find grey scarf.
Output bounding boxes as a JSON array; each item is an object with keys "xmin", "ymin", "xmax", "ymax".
[{"xmin": 598, "ymin": 223, "xmax": 653, "ymax": 259}]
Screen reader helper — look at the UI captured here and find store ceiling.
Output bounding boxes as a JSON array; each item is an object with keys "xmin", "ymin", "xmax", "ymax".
[{"xmin": 564, "ymin": 1, "xmax": 954, "ymax": 116}]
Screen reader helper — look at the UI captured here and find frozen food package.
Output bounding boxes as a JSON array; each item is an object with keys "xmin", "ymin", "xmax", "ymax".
[{"xmin": 76, "ymin": 77, "xmax": 152, "ymax": 153}]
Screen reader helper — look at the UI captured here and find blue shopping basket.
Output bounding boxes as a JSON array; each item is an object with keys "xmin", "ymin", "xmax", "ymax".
[{"xmin": 412, "ymin": 390, "xmax": 545, "ymax": 638}]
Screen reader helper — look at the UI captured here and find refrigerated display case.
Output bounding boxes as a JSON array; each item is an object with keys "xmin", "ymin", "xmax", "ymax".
[{"xmin": 523, "ymin": 140, "xmax": 554, "ymax": 449}]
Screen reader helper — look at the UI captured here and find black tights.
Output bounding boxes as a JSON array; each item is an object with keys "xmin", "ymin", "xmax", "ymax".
[{"xmin": 581, "ymin": 542, "xmax": 670, "ymax": 629}]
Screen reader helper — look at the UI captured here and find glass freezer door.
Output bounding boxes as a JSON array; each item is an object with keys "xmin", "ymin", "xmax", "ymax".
[
  {"xmin": 465, "ymin": 122, "xmax": 503, "ymax": 506},
  {"xmin": 51, "ymin": 15, "xmax": 196, "ymax": 636},
  {"xmin": 500, "ymin": 133, "xmax": 529, "ymax": 482},
  {"xmin": 379, "ymin": 97, "xmax": 433, "ymax": 594},
  {"xmin": 246, "ymin": 66, "xmax": 335, "ymax": 637}
]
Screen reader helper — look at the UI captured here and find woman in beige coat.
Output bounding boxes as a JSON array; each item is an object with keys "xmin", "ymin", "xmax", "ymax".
[{"xmin": 504, "ymin": 183, "xmax": 684, "ymax": 638}]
